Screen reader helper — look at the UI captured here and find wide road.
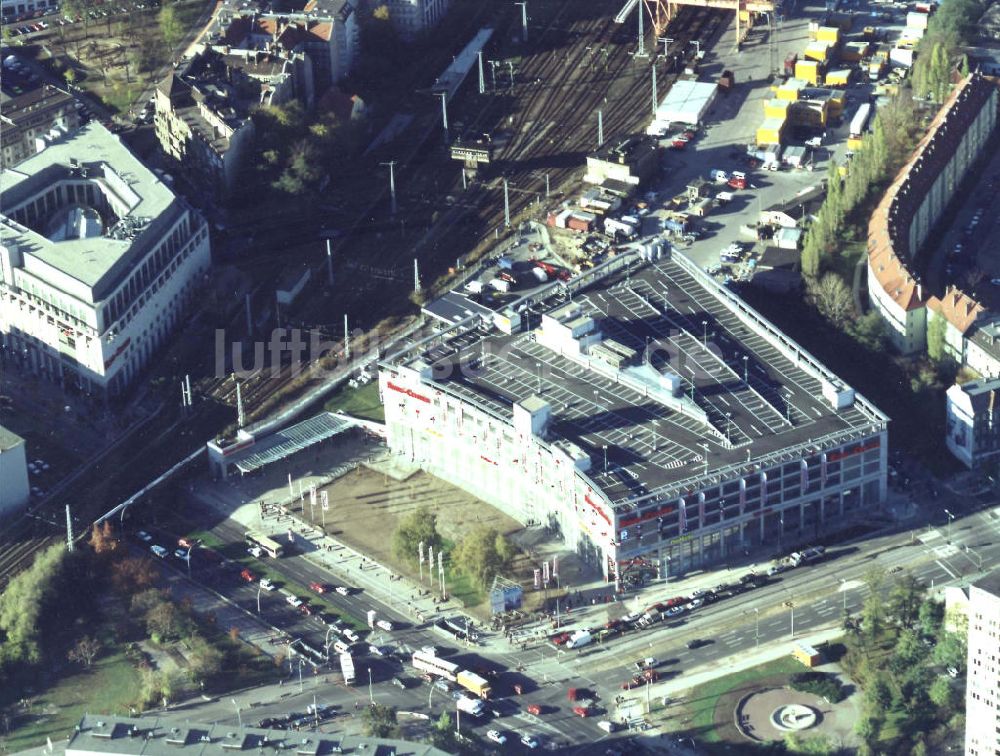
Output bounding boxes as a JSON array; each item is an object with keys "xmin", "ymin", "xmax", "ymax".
[{"xmin": 157, "ymin": 500, "xmax": 999, "ymax": 751}]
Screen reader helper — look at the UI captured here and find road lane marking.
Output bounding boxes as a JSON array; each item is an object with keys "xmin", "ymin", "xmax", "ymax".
[{"xmin": 936, "ymin": 559, "xmax": 959, "ymax": 579}]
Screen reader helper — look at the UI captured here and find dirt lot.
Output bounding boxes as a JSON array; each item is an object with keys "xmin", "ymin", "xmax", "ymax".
[{"xmin": 299, "ymin": 464, "xmax": 568, "ymax": 615}]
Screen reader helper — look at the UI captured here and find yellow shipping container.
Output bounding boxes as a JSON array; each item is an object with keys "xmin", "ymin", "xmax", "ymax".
[
  {"xmin": 816, "ymin": 26, "xmax": 840, "ymax": 44},
  {"xmin": 804, "ymin": 41, "xmax": 831, "ymax": 63},
  {"xmin": 825, "ymin": 69, "xmax": 851, "ymax": 87},
  {"xmin": 764, "ymin": 98, "xmax": 790, "ymax": 119},
  {"xmin": 828, "ymin": 90, "xmax": 846, "ymax": 116},
  {"xmin": 756, "ymin": 116, "xmax": 786, "ymax": 146},
  {"xmin": 795, "ymin": 60, "xmax": 821, "ymax": 85},
  {"xmin": 775, "ymin": 81, "xmax": 804, "ymax": 101},
  {"xmin": 840, "ymin": 41, "xmax": 870, "ymax": 63},
  {"xmin": 790, "ymin": 101, "xmax": 827, "ymax": 128}
]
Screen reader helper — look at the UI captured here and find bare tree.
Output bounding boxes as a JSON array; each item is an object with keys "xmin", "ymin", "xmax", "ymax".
[
  {"xmin": 809, "ymin": 273, "xmax": 855, "ymax": 329},
  {"xmin": 67, "ymin": 635, "xmax": 102, "ymax": 667}
]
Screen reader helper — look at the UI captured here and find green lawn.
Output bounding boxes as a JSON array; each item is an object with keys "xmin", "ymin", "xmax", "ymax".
[
  {"xmin": 683, "ymin": 655, "xmax": 806, "ymax": 743},
  {"xmin": 3, "ymin": 651, "xmax": 141, "ymax": 752},
  {"xmin": 324, "ymin": 381, "xmax": 384, "ymax": 423}
]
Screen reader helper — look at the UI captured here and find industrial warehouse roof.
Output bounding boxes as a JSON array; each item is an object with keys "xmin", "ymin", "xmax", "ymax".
[
  {"xmin": 384, "ymin": 252, "xmax": 885, "ymax": 510},
  {"xmin": 66, "ymin": 715, "xmax": 449, "ymax": 756},
  {"xmin": 653, "ymin": 80, "xmax": 718, "ymax": 126},
  {"xmin": 0, "ymin": 122, "xmax": 181, "ymax": 298},
  {"xmin": 234, "ymin": 412, "xmax": 355, "ymax": 474}
]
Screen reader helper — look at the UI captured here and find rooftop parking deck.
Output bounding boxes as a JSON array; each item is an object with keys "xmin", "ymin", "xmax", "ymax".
[{"xmin": 396, "ymin": 251, "xmax": 884, "ymax": 510}]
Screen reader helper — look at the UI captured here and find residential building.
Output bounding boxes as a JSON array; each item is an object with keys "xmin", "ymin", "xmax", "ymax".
[
  {"xmin": 1, "ymin": 84, "xmax": 82, "ymax": 170},
  {"xmin": 0, "ymin": 425, "xmax": 29, "ymax": 516},
  {"xmin": 0, "ymin": 122, "xmax": 211, "ymax": 398},
  {"xmin": 155, "ymin": 48, "xmax": 299, "ymax": 199},
  {"xmin": 966, "ymin": 571, "xmax": 1000, "ymax": 756},
  {"xmin": 946, "ymin": 378, "xmax": 1000, "ymax": 468},
  {"xmin": 386, "ymin": 0, "xmax": 450, "ymax": 39},
  {"xmin": 868, "ymin": 74, "xmax": 998, "ymax": 355},
  {"xmin": 381, "ymin": 247, "xmax": 887, "ymax": 586},
  {"xmin": 215, "ymin": 0, "xmax": 359, "ymax": 90},
  {"xmin": 65, "ymin": 715, "xmax": 450, "ymax": 756}
]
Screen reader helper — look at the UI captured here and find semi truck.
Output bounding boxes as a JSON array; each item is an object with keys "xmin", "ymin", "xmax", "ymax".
[
  {"xmin": 340, "ymin": 653, "xmax": 355, "ymax": 685},
  {"xmin": 456, "ymin": 670, "xmax": 492, "ymax": 699}
]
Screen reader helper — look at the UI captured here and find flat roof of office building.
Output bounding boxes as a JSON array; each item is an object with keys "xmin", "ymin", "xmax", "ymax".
[
  {"xmin": 385, "ymin": 252, "xmax": 885, "ymax": 510},
  {"xmin": 0, "ymin": 122, "xmax": 181, "ymax": 298}
]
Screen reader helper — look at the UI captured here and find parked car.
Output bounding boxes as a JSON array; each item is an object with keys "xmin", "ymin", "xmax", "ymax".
[
  {"xmin": 486, "ymin": 730, "xmax": 507, "ymax": 745},
  {"xmin": 136, "ymin": 530, "xmax": 153, "ymax": 542},
  {"xmin": 309, "ymin": 581, "xmax": 327, "ymax": 594},
  {"xmin": 520, "ymin": 733, "xmax": 539, "ymax": 749},
  {"xmin": 240, "ymin": 568, "xmax": 256, "ymax": 582},
  {"xmin": 173, "ymin": 548, "xmax": 188, "ymax": 560},
  {"xmin": 150, "ymin": 545, "xmax": 168, "ymax": 559},
  {"xmin": 335, "ymin": 586, "xmax": 350, "ymax": 596},
  {"xmin": 392, "ymin": 676, "xmax": 407, "ymax": 689},
  {"xmin": 285, "ymin": 595, "xmax": 303, "ymax": 607},
  {"xmin": 259, "ymin": 578, "xmax": 275, "ymax": 591},
  {"xmin": 343, "ymin": 628, "xmax": 359, "ymax": 642},
  {"xmin": 376, "ymin": 619, "xmax": 394, "ymax": 631}
]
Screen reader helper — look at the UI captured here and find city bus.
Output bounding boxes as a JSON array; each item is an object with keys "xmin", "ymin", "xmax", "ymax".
[
  {"xmin": 245, "ymin": 531, "xmax": 284, "ymax": 558},
  {"xmin": 411, "ymin": 650, "xmax": 460, "ymax": 682}
]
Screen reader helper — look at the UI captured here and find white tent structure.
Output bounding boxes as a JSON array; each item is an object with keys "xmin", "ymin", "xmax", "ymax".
[{"xmin": 647, "ymin": 80, "xmax": 719, "ymax": 136}]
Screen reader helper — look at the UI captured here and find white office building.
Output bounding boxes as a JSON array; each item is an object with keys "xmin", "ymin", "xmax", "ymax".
[
  {"xmin": 0, "ymin": 122, "xmax": 211, "ymax": 398},
  {"xmin": 966, "ymin": 571, "xmax": 1000, "ymax": 756},
  {"xmin": 0, "ymin": 425, "xmax": 30, "ymax": 517}
]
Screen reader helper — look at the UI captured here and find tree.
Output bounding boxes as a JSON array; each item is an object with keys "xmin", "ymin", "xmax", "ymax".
[
  {"xmin": 391, "ymin": 506, "xmax": 442, "ymax": 564},
  {"xmin": 855, "ymin": 713, "xmax": 883, "ymax": 745},
  {"xmin": 850, "ymin": 311, "xmax": 888, "ymax": 352},
  {"xmin": 158, "ymin": 6, "xmax": 183, "ymax": 50},
  {"xmin": 801, "ymin": 233, "xmax": 821, "ymax": 279},
  {"xmin": 67, "ymin": 635, "xmax": 102, "ymax": 667},
  {"xmin": 887, "ymin": 573, "xmax": 925, "ymax": 628},
  {"xmin": 360, "ymin": 703, "xmax": 398, "ymax": 738},
  {"xmin": 918, "ymin": 598, "xmax": 944, "ymax": 638},
  {"xmin": 372, "ymin": 4, "xmax": 390, "ymax": 21},
  {"xmin": 929, "ymin": 676, "xmax": 959, "ymax": 711},
  {"xmin": 63, "ymin": 68, "xmax": 77, "ymax": 87},
  {"xmin": 145, "ymin": 600, "xmax": 187, "ymax": 641},
  {"xmin": 89, "ymin": 521, "xmax": 117, "ymax": 555},
  {"xmin": 188, "ymin": 636, "xmax": 224, "ymax": 682},
  {"xmin": 867, "ymin": 674, "xmax": 893, "ymax": 711},
  {"xmin": 113, "ymin": 557, "xmax": 159, "ymax": 596},
  {"xmin": 932, "ymin": 631, "xmax": 966, "ymax": 669},
  {"xmin": 809, "ymin": 273, "xmax": 855, "ymax": 329},
  {"xmin": 0, "ymin": 543, "xmax": 67, "ymax": 666},
  {"xmin": 891, "ymin": 629, "xmax": 928, "ymax": 673},
  {"xmin": 453, "ymin": 526, "xmax": 516, "ymax": 590},
  {"xmin": 927, "ymin": 315, "xmax": 947, "ymax": 362}
]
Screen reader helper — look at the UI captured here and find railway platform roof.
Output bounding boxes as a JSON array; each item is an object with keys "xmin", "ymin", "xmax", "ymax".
[
  {"xmin": 232, "ymin": 412, "xmax": 355, "ymax": 474},
  {"xmin": 385, "ymin": 250, "xmax": 886, "ymax": 509}
]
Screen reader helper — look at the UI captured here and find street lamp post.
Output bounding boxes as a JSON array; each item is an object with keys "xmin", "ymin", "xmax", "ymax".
[
  {"xmin": 702, "ymin": 320, "xmax": 708, "ymax": 345},
  {"xmin": 368, "ymin": 666, "xmax": 374, "ymax": 705},
  {"xmin": 232, "ymin": 698, "xmax": 242, "ymax": 728},
  {"xmin": 944, "ymin": 509, "xmax": 955, "ymax": 540},
  {"xmin": 257, "ymin": 584, "xmax": 262, "ymax": 614},
  {"xmin": 754, "ymin": 607, "xmax": 760, "ymax": 648},
  {"xmin": 603, "ymin": 445, "xmax": 608, "ymax": 474}
]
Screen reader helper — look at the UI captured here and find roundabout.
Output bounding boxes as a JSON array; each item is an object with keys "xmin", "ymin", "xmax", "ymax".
[{"xmin": 735, "ymin": 686, "xmax": 859, "ymax": 745}]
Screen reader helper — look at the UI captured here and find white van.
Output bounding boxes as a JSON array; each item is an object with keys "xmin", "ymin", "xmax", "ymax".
[{"xmin": 333, "ymin": 640, "xmax": 350, "ymax": 654}]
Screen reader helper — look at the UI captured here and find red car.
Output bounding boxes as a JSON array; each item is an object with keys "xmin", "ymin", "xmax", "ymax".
[
  {"xmin": 309, "ymin": 581, "xmax": 327, "ymax": 594},
  {"xmin": 551, "ymin": 632, "xmax": 571, "ymax": 645},
  {"xmin": 526, "ymin": 704, "xmax": 542, "ymax": 716},
  {"xmin": 240, "ymin": 568, "xmax": 255, "ymax": 582},
  {"xmin": 299, "ymin": 603, "xmax": 313, "ymax": 616},
  {"xmin": 621, "ymin": 676, "xmax": 643, "ymax": 690},
  {"xmin": 572, "ymin": 706, "xmax": 592, "ymax": 718},
  {"xmin": 671, "ymin": 138, "xmax": 688, "ymax": 150}
]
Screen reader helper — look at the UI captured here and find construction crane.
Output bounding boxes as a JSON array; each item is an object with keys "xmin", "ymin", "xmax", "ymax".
[{"xmin": 641, "ymin": 0, "xmax": 777, "ymax": 42}]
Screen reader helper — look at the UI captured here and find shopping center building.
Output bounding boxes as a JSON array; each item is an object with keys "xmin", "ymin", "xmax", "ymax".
[{"xmin": 380, "ymin": 249, "xmax": 887, "ymax": 585}]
